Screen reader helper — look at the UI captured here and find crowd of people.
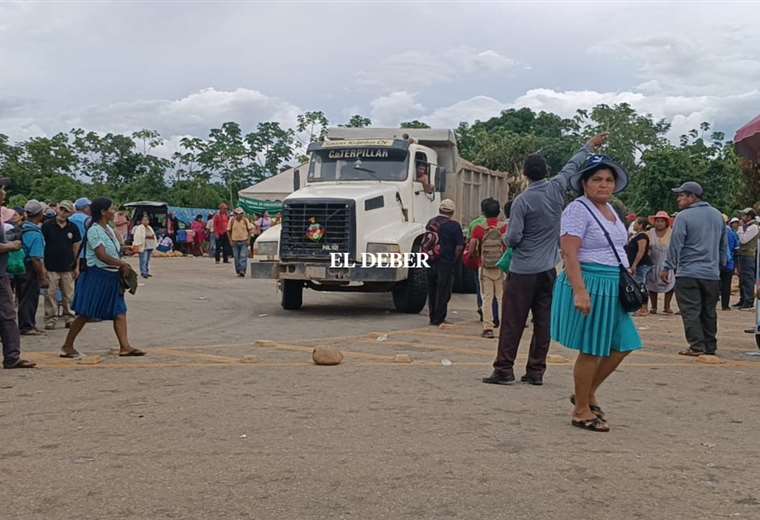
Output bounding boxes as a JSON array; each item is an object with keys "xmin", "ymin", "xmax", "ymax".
[
  {"xmin": 2, "ymin": 137, "xmax": 757, "ymax": 436},
  {"xmin": 0, "ymin": 189, "xmax": 147, "ymax": 368},
  {"xmin": 423, "ymin": 132, "xmax": 759, "ymax": 433},
  {"xmin": 0, "ymin": 181, "xmax": 281, "ymax": 369}
]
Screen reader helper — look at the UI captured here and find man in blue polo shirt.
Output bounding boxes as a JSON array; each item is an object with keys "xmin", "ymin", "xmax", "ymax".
[{"xmin": 18, "ymin": 200, "xmax": 49, "ymax": 335}]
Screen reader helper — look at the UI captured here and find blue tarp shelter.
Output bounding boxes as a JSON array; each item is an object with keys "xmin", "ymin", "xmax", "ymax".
[{"xmin": 168, "ymin": 207, "xmax": 216, "ymax": 226}]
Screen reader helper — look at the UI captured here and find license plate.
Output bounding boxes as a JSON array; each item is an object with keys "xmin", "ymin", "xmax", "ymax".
[{"xmin": 305, "ymin": 266, "xmax": 326, "ymax": 278}]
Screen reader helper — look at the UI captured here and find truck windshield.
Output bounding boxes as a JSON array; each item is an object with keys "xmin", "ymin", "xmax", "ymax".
[{"xmin": 308, "ymin": 148, "xmax": 408, "ymax": 182}]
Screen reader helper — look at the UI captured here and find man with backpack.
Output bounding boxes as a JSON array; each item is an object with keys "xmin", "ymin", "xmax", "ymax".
[
  {"xmin": 466, "ymin": 199, "xmax": 507, "ymax": 338},
  {"xmin": 0, "ymin": 182, "xmax": 35, "ymax": 368},
  {"xmin": 424, "ymin": 199, "xmax": 464, "ymax": 326},
  {"xmin": 483, "ymin": 133, "xmax": 609, "ymax": 386},
  {"xmin": 17, "ymin": 200, "xmax": 49, "ymax": 336}
]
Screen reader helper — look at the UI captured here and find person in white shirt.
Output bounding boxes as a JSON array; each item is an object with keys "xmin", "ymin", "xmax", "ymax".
[
  {"xmin": 735, "ymin": 208, "xmax": 759, "ymax": 309},
  {"xmin": 131, "ymin": 214, "xmax": 157, "ymax": 279}
]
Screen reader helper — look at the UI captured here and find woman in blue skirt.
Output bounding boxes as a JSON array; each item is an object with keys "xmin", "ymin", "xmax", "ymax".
[
  {"xmin": 60, "ymin": 198, "xmax": 145, "ymax": 358},
  {"xmin": 551, "ymin": 155, "xmax": 642, "ymax": 432}
]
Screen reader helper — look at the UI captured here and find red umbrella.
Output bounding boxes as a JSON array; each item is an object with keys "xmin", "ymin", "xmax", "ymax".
[{"xmin": 735, "ymin": 113, "xmax": 760, "ymax": 161}]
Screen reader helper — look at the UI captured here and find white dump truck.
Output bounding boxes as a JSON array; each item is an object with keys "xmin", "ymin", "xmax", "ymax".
[{"xmin": 250, "ymin": 128, "xmax": 510, "ymax": 312}]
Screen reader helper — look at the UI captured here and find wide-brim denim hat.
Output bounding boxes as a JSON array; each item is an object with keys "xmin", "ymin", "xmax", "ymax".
[{"xmin": 569, "ymin": 155, "xmax": 629, "ymax": 194}]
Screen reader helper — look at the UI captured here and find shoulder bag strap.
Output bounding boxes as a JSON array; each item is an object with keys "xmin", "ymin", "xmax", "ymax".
[{"xmin": 576, "ymin": 200, "xmax": 625, "ymax": 268}]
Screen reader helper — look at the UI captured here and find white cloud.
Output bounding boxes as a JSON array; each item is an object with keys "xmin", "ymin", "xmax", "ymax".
[
  {"xmin": 0, "ymin": 88, "xmax": 302, "ymax": 143},
  {"xmin": 591, "ymin": 31, "xmax": 760, "ymax": 97},
  {"xmin": 369, "ymin": 91, "xmax": 424, "ymax": 127},
  {"xmin": 426, "ymin": 96, "xmax": 507, "ymax": 128},
  {"xmin": 356, "ymin": 47, "xmax": 516, "ymax": 92}
]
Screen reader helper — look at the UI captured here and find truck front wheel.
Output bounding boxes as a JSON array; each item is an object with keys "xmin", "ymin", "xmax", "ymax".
[
  {"xmin": 392, "ymin": 265, "xmax": 428, "ymax": 314},
  {"xmin": 281, "ymin": 280, "xmax": 304, "ymax": 310}
]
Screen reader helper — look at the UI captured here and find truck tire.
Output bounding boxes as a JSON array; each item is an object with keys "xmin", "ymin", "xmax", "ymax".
[
  {"xmin": 281, "ymin": 280, "xmax": 304, "ymax": 310},
  {"xmin": 392, "ymin": 265, "xmax": 428, "ymax": 314},
  {"xmin": 452, "ymin": 260, "xmax": 478, "ymax": 294}
]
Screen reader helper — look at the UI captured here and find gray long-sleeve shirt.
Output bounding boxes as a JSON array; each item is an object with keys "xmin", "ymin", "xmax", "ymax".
[
  {"xmin": 664, "ymin": 201, "xmax": 727, "ymax": 281},
  {"xmin": 506, "ymin": 144, "xmax": 592, "ymax": 274}
]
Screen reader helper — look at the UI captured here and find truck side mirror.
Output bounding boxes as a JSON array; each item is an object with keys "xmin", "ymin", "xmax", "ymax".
[
  {"xmin": 293, "ymin": 169, "xmax": 300, "ymax": 192},
  {"xmin": 435, "ymin": 167, "xmax": 447, "ymax": 193}
]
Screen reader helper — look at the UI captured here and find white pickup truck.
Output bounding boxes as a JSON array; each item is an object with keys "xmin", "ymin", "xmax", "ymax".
[{"xmin": 250, "ymin": 128, "xmax": 510, "ymax": 312}]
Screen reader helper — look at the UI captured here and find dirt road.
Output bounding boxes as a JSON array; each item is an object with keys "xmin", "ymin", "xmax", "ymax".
[{"xmin": 2, "ymin": 257, "xmax": 759, "ymax": 519}]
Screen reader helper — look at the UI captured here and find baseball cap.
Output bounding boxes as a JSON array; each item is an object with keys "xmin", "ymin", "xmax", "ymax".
[
  {"xmin": 440, "ymin": 199, "xmax": 456, "ymax": 213},
  {"xmin": 74, "ymin": 197, "xmax": 92, "ymax": 210},
  {"xmin": 59, "ymin": 200, "xmax": 75, "ymax": 212},
  {"xmin": 24, "ymin": 199, "xmax": 45, "ymax": 217},
  {"xmin": 729, "ymin": 217, "xmax": 740, "ymax": 224},
  {"xmin": 671, "ymin": 181, "xmax": 704, "ymax": 197}
]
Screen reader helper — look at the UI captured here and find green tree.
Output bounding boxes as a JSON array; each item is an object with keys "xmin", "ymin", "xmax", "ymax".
[
  {"xmin": 341, "ymin": 115, "xmax": 372, "ymax": 128},
  {"xmin": 297, "ymin": 111, "xmax": 329, "ymax": 143},
  {"xmin": 246, "ymin": 121, "xmax": 295, "ymax": 181},
  {"xmin": 400, "ymin": 120, "xmax": 430, "ymax": 129}
]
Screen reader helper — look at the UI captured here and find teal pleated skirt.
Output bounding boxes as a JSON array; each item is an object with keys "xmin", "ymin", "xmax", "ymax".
[{"xmin": 551, "ymin": 263, "xmax": 642, "ymax": 357}]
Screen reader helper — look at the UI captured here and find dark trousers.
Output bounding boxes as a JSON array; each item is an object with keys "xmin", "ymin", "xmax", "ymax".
[
  {"xmin": 737, "ymin": 255, "xmax": 756, "ymax": 306},
  {"xmin": 427, "ymin": 261, "xmax": 455, "ymax": 325},
  {"xmin": 16, "ymin": 270, "xmax": 40, "ymax": 333},
  {"xmin": 719, "ymin": 269, "xmax": 733, "ymax": 310},
  {"xmin": 215, "ymin": 234, "xmax": 231, "ymax": 263},
  {"xmin": 675, "ymin": 277, "xmax": 719, "ymax": 354},
  {"xmin": 0, "ymin": 276, "xmax": 21, "ymax": 367},
  {"xmin": 494, "ymin": 269, "xmax": 556, "ymax": 377}
]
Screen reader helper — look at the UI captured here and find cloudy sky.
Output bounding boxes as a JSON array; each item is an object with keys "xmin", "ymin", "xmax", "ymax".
[{"xmin": 2, "ymin": 1, "xmax": 760, "ymax": 149}]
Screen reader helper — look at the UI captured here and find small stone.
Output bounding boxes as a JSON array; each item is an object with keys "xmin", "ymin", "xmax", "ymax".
[
  {"xmin": 696, "ymin": 355, "xmax": 724, "ymax": 365},
  {"xmin": 438, "ymin": 323, "xmax": 453, "ymax": 330},
  {"xmin": 258, "ymin": 313, "xmax": 269, "ymax": 317},
  {"xmin": 239, "ymin": 355, "xmax": 258, "ymax": 364},
  {"xmin": 312, "ymin": 346, "xmax": 343, "ymax": 366},
  {"xmin": 255, "ymin": 340, "xmax": 276, "ymax": 348},
  {"xmin": 77, "ymin": 355, "xmax": 102, "ymax": 365},
  {"xmin": 367, "ymin": 332, "xmax": 384, "ymax": 339},
  {"xmin": 393, "ymin": 354, "xmax": 413, "ymax": 363},
  {"xmin": 440, "ymin": 358, "xmax": 453, "ymax": 367},
  {"xmin": 376, "ymin": 334, "xmax": 388, "ymax": 342},
  {"xmin": 547, "ymin": 354, "xmax": 569, "ymax": 364}
]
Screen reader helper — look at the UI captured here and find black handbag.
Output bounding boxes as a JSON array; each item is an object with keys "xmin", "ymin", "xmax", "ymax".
[{"xmin": 577, "ymin": 200, "xmax": 648, "ymax": 313}]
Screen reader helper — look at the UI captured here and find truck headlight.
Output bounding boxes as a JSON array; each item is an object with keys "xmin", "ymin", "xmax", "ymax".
[
  {"xmin": 366, "ymin": 243, "xmax": 400, "ymax": 254},
  {"xmin": 254, "ymin": 241, "xmax": 278, "ymax": 257}
]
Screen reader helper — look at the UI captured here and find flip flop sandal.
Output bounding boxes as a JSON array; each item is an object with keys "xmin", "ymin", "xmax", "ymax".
[
  {"xmin": 572, "ymin": 417, "xmax": 609, "ymax": 432},
  {"xmin": 569, "ymin": 394, "xmax": 606, "ymax": 419},
  {"xmin": 678, "ymin": 349, "xmax": 703, "ymax": 357},
  {"xmin": 59, "ymin": 349, "xmax": 82, "ymax": 359},
  {"xmin": 119, "ymin": 348, "xmax": 146, "ymax": 357}
]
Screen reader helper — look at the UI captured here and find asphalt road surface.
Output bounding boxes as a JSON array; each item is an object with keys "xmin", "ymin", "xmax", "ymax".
[{"xmin": 2, "ymin": 257, "xmax": 759, "ymax": 520}]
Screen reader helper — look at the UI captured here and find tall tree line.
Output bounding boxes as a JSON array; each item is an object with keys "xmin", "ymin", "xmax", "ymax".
[{"xmin": 1, "ymin": 105, "xmax": 756, "ymax": 214}]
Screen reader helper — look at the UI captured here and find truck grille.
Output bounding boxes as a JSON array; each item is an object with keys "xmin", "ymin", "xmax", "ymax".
[{"xmin": 280, "ymin": 200, "xmax": 356, "ymax": 261}]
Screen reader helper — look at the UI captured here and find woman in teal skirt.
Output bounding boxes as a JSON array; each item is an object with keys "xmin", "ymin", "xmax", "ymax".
[
  {"xmin": 551, "ymin": 155, "xmax": 642, "ymax": 432},
  {"xmin": 60, "ymin": 198, "xmax": 145, "ymax": 358}
]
